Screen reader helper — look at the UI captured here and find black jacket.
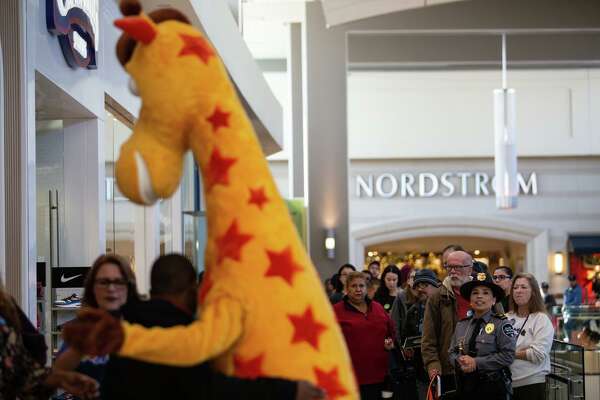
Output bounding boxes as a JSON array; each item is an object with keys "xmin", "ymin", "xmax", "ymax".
[{"xmin": 102, "ymin": 299, "xmax": 296, "ymax": 400}]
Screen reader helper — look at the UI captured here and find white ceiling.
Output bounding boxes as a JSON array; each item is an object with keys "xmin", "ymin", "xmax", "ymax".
[{"xmin": 321, "ymin": 0, "xmax": 469, "ymax": 27}]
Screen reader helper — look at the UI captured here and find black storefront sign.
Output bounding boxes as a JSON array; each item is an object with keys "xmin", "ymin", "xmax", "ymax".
[{"xmin": 51, "ymin": 267, "xmax": 91, "ymax": 288}]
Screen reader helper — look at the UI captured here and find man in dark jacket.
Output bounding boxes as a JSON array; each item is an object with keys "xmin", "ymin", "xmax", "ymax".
[{"xmin": 102, "ymin": 254, "xmax": 322, "ymax": 400}]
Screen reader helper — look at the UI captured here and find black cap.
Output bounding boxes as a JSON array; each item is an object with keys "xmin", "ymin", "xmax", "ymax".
[
  {"xmin": 568, "ymin": 274, "xmax": 577, "ymax": 281},
  {"xmin": 472, "ymin": 260, "xmax": 489, "ymax": 274},
  {"xmin": 412, "ymin": 269, "xmax": 440, "ymax": 289},
  {"xmin": 541, "ymin": 282, "xmax": 549, "ymax": 289},
  {"xmin": 460, "ymin": 272, "xmax": 505, "ymax": 301}
]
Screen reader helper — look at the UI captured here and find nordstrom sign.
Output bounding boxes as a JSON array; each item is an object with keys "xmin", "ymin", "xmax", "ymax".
[{"xmin": 356, "ymin": 172, "xmax": 538, "ymax": 198}]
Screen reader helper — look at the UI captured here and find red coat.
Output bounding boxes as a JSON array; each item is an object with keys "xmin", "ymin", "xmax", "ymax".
[{"xmin": 334, "ymin": 298, "xmax": 395, "ymax": 385}]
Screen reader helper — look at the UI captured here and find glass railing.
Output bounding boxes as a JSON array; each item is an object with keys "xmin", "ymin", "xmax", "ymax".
[{"xmin": 548, "ymin": 340, "xmax": 585, "ymax": 400}]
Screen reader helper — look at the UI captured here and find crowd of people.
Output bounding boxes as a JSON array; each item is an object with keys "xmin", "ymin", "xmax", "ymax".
[
  {"xmin": 0, "ymin": 245, "xmax": 592, "ymax": 399},
  {"xmin": 328, "ymin": 245, "xmax": 556, "ymax": 400}
]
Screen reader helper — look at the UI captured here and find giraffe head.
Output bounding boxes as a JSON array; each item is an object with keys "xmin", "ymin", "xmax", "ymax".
[{"xmin": 114, "ymin": 0, "xmax": 227, "ymax": 204}]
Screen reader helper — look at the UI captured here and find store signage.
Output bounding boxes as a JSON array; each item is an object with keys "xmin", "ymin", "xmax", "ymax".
[
  {"xmin": 46, "ymin": 0, "xmax": 99, "ymax": 69},
  {"xmin": 51, "ymin": 266, "xmax": 91, "ymax": 288},
  {"xmin": 356, "ymin": 171, "xmax": 538, "ymax": 198}
]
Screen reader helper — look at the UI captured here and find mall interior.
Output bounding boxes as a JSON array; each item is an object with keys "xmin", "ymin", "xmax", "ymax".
[{"xmin": 1, "ymin": 0, "xmax": 600, "ymax": 398}]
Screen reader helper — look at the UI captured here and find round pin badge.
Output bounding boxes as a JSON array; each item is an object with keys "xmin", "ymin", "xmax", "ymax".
[{"xmin": 485, "ymin": 323, "xmax": 495, "ymax": 334}]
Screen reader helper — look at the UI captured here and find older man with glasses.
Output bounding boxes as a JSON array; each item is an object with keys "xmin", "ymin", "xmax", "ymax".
[
  {"xmin": 492, "ymin": 266, "xmax": 513, "ymax": 312},
  {"xmin": 421, "ymin": 250, "xmax": 473, "ymax": 399}
]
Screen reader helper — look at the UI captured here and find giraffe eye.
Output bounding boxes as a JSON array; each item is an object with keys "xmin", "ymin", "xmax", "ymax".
[{"xmin": 128, "ymin": 78, "xmax": 139, "ymax": 97}]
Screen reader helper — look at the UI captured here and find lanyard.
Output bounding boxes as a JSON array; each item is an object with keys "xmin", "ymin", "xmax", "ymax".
[{"xmin": 516, "ymin": 314, "xmax": 530, "ymax": 338}]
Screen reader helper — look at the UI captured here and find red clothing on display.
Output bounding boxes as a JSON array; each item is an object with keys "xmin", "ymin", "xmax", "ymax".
[
  {"xmin": 454, "ymin": 288, "xmax": 470, "ymax": 319},
  {"xmin": 334, "ymin": 298, "xmax": 395, "ymax": 385}
]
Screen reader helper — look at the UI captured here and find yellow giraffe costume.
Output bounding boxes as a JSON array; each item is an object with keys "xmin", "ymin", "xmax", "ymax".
[{"xmin": 110, "ymin": 2, "xmax": 357, "ymax": 398}]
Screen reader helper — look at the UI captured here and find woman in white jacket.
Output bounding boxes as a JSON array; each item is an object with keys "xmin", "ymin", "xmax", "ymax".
[{"xmin": 507, "ymin": 273, "xmax": 555, "ymax": 400}]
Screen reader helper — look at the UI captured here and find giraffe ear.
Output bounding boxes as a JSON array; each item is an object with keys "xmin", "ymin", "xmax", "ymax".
[{"xmin": 114, "ymin": 16, "xmax": 157, "ymax": 45}]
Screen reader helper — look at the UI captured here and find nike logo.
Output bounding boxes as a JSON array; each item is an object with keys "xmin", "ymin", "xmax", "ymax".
[{"xmin": 60, "ymin": 274, "xmax": 82, "ymax": 283}]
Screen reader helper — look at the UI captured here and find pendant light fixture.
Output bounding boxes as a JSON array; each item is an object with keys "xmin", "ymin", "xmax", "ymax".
[{"xmin": 493, "ymin": 33, "xmax": 518, "ymax": 209}]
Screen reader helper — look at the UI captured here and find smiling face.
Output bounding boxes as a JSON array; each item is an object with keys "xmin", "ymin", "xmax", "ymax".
[
  {"xmin": 512, "ymin": 277, "xmax": 532, "ymax": 309},
  {"xmin": 93, "ymin": 263, "xmax": 129, "ymax": 311},
  {"xmin": 470, "ymin": 286, "xmax": 495, "ymax": 315}
]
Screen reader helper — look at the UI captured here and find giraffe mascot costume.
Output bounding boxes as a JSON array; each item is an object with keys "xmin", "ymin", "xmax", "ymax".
[{"xmin": 86, "ymin": 1, "xmax": 356, "ymax": 398}]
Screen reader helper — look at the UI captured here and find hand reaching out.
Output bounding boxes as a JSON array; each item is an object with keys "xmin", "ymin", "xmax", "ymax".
[{"xmin": 46, "ymin": 370, "xmax": 99, "ymax": 399}]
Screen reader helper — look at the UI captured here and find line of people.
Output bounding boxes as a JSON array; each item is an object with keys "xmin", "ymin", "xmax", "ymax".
[{"xmin": 328, "ymin": 245, "xmax": 555, "ymax": 400}]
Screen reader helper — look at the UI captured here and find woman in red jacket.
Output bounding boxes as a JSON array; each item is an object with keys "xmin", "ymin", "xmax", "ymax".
[{"xmin": 334, "ymin": 271, "xmax": 395, "ymax": 400}]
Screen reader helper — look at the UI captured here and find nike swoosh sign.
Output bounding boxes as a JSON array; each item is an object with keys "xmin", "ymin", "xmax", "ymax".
[{"xmin": 60, "ymin": 274, "xmax": 83, "ymax": 283}]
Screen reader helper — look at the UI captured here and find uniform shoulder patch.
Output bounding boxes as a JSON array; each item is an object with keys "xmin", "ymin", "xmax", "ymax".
[{"xmin": 501, "ymin": 323, "xmax": 516, "ymax": 338}]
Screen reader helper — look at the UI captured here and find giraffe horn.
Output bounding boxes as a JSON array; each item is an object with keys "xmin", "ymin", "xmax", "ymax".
[
  {"xmin": 120, "ymin": 0, "xmax": 142, "ymax": 16},
  {"xmin": 114, "ymin": 16, "xmax": 157, "ymax": 45}
]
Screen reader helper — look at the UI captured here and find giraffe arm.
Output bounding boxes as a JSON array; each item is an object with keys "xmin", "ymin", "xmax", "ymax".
[{"xmin": 118, "ymin": 295, "xmax": 243, "ymax": 366}]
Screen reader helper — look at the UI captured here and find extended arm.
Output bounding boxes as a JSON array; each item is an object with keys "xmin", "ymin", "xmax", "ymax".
[{"xmin": 118, "ymin": 295, "xmax": 244, "ymax": 366}]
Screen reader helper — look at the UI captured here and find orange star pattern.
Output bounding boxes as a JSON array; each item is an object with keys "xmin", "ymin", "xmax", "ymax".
[
  {"xmin": 314, "ymin": 366, "xmax": 348, "ymax": 400},
  {"xmin": 248, "ymin": 186, "xmax": 269, "ymax": 210},
  {"xmin": 288, "ymin": 306, "xmax": 328, "ymax": 350},
  {"xmin": 264, "ymin": 246, "xmax": 303, "ymax": 286},
  {"xmin": 204, "ymin": 148, "xmax": 237, "ymax": 191},
  {"xmin": 207, "ymin": 106, "xmax": 230, "ymax": 133},
  {"xmin": 215, "ymin": 220, "xmax": 253, "ymax": 265},
  {"xmin": 234, "ymin": 353, "xmax": 265, "ymax": 379},
  {"xmin": 178, "ymin": 34, "xmax": 215, "ymax": 64}
]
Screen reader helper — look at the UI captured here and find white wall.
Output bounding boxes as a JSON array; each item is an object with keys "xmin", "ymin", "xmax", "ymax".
[
  {"xmin": 27, "ymin": 0, "xmax": 140, "ymax": 118},
  {"xmin": 348, "ymin": 69, "xmax": 600, "ymax": 159},
  {"xmin": 264, "ymin": 68, "xmax": 600, "ymax": 163}
]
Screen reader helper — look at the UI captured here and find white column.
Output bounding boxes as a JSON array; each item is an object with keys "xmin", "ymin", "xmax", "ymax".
[
  {"xmin": 287, "ymin": 22, "xmax": 304, "ymax": 199},
  {"xmin": 62, "ymin": 119, "xmax": 104, "ymax": 267}
]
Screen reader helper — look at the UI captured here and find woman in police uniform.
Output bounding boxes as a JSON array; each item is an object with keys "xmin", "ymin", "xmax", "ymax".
[{"xmin": 448, "ymin": 272, "xmax": 516, "ymax": 400}]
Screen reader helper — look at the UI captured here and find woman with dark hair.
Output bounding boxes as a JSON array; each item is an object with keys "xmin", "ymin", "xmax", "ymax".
[
  {"xmin": 334, "ymin": 271, "xmax": 395, "ymax": 400},
  {"xmin": 374, "ymin": 265, "xmax": 401, "ymax": 313},
  {"xmin": 0, "ymin": 281, "xmax": 98, "ymax": 399},
  {"xmin": 507, "ymin": 273, "xmax": 554, "ymax": 400},
  {"xmin": 329, "ymin": 264, "xmax": 356, "ymax": 304},
  {"xmin": 54, "ymin": 254, "xmax": 140, "ymax": 396}
]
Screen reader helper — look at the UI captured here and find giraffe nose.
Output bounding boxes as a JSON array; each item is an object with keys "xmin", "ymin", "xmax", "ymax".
[{"xmin": 134, "ymin": 151, "xmax": 158, "ymax": 205}]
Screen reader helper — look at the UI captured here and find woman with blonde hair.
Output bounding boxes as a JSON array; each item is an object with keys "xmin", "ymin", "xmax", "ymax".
[{"xmin": 507, "ymin": 273, "xmax": 554, "ymax": 400}]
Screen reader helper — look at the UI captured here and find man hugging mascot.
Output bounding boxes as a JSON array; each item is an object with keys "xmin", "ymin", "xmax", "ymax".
[{"xmin": 63, "ymin": 1, "xmax": 358, "ymax": 399}]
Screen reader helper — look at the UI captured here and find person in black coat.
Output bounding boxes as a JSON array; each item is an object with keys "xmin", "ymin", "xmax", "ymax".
[{"xmin": 102, "ymin": 254, "xmax": 323, "ymax": 400}]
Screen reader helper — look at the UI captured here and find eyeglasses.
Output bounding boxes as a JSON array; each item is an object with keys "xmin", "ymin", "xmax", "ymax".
[
  {"xmin": 492, "ymin": 275, "xmax": 511, "ymax": 281},
  {"xmin": 94, "ymin": 278, "xmax": 128, "ymax": 289},
  {"xmin": 444, "ymin": 264, "xmax": 472, "ymax": 271}
]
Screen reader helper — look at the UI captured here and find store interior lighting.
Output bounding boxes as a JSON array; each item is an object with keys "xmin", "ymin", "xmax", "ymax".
[
  {"xmin": 554, "ymin": 252, "xmax": 564, "ymax": 275},
  {"xmin": 325, "ymin": 228, "xmax": 336, "ymax": 259}
]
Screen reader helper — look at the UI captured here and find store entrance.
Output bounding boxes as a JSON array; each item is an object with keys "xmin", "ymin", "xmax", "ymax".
[{"xmin": 363, "ymin": 236, "xmax": 526, "ymax": 277}]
